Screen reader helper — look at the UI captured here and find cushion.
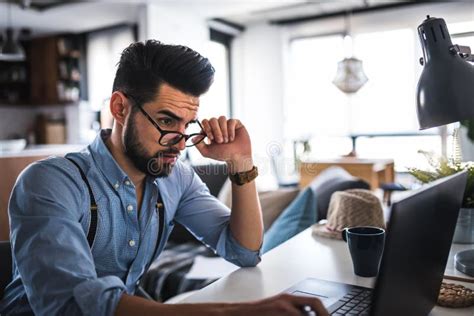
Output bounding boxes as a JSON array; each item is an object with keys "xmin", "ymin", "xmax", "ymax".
[
  {"xmin": 259, "ymin": 189, "xmax": 300, "ymax": 230},
  {"xmin": 309, "ymin": 167, "xmax": 370, "ymax": 220},
  {"xmin": 217, "ymin": 179, "xmax": 299, "ymax": 231},
  {"xmin": 262, "ymin": 187, "xmax": 317, "ymax": 253}
]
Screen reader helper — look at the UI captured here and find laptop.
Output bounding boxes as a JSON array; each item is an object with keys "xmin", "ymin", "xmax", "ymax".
[{"xmin": 285, "ymin": 171, "xmax": 467, "ymax": 316}]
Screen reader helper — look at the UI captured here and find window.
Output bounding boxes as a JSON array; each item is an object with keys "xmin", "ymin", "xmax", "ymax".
[
  {"xmin": 285, "ymin": 27, "xmax": 463, "ymax": 171},
  {"xmin": 86, "ymin": 25, "xmax": 135, "ymax": 136},
  {"xmin": 351, "ymin": 29, "xmax": 416, "ymax": 133},
  {"xmin": 186, "ymin": 28, "xmax": 233, "ymax": 164},
  {"xmin": 285, "ymin": 35, "xmax": 347, "ymax": 139},
  {"xmin": 199, "ymin": 29, "xmax": 232, "ymax": 119}
]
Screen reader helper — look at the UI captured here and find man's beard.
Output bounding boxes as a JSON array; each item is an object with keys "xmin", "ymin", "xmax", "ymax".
[{"xmin": 123, "ymin": 113, "xmax": 180, "ymax": 178}]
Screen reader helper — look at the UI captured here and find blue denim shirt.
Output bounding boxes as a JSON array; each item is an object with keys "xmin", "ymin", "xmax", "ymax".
[{"xmin": 0, "ymin": 129, "xmax": 261, "ymax": 316}]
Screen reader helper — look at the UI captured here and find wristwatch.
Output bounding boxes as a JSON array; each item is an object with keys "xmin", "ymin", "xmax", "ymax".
[{"xmin": 229, "ymin": 166, "xmax": 258, "ymax": 185}]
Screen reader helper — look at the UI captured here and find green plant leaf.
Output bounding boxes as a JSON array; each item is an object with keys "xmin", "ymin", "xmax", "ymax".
[
  {"xmin": 461, "ymin": 120, "xmax": 474, "ymax": 142},
  {"xmin": 408, "ymin": 152, "xmax": 474, "ymax": 207}
]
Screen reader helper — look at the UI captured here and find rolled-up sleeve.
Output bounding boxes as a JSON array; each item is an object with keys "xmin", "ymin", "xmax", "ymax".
[
  {"xmin": 72, "ymin": 276, "xmax": 125, "ymax": 315},
  {"xmin": 216, "ymin": 226, "xmax": 261, "ymax": 267},
  {"xmin": 174, "ymin": 164, "xmax": 261, "ymax": 267},
  {"xmin": 9, "ymin": 159, "xmax": 126, "ymax": 316}
]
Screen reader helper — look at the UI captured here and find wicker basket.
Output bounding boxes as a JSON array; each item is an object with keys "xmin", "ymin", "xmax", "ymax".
[{"xmin": 437, "ymin": 282, "xmax": 474, "ymax": 308}]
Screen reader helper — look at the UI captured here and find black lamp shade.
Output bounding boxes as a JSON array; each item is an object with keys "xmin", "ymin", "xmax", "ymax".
[
  {"xmin": 0, "ymin": 28, "xmax": 25, "ymax": 61},
  {"xmin": 416, "ymin": 16, "xmax": 474, "ymax": 130}
]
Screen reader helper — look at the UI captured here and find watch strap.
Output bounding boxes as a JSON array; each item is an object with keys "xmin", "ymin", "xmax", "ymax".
[{"xmin": 229, "ymin": 166, "xmax": 258, "ymax": 185}]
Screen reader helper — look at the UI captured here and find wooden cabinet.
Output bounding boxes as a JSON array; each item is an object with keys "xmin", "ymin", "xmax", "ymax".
[
  {"xmin": 29, "ymin": 35, "xmax": 83, "ymax": 104},
  {"xmin": 29, "ymin": 36, "xmax": 58, "ymax": 104},
  {"xmin": 0, "ymin": 34, "xmax": 84, "ymax": 106}
]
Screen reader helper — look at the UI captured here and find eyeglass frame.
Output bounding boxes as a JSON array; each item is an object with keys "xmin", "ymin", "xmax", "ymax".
[{"xmin": 121, "ymin": 92, "xmax": 207, "ymax": 147}]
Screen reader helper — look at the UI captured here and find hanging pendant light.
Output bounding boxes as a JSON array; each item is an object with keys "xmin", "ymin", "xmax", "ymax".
[
  {"xmin": 0, "ymin": 2, "xmax": 26, "ymax": 61},
  {"xmin": 333, "ymin": 12, "xmax": 368, "ymax": 94},
  {"xmin": 333, "ymin": 56, "xmax": 368, "ymax": 94}
]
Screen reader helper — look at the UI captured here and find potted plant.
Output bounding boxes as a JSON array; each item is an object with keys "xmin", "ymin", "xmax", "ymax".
[{"xmin": 408, "ymin": 151, "xmax": 474, "ymax": 243}]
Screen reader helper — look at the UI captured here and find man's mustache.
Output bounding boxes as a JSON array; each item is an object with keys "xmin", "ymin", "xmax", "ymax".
[{"xmin": 153, "ymin": 148, "xmax": 180, "ymax": 158}]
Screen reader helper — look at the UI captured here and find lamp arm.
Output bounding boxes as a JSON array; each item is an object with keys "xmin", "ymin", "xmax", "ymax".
[{"xmin": 450, "ymin": 44, "xmax": 474, "ymax": 62}]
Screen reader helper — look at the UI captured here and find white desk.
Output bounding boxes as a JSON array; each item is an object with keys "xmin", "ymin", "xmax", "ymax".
[{"xmin": 179, "ymin": 228, "xmax": 474, "ymax": 315}]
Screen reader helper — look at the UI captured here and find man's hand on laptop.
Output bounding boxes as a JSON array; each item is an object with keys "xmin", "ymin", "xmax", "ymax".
[{"xmin": 234, "ymin": 293, "xmax": 329, "ymax": 316}]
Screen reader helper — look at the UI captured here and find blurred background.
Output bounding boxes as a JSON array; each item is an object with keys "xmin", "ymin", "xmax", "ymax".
[{"xmin": 0, "ymin": 0, "xmax": 473, "ymax": 188}]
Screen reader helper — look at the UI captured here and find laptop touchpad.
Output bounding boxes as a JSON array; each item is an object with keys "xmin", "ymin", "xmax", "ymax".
[
  {"xmin": 291, "ymin": 289, "xmax": 334, "ymax": 306},
  {"xmin": 286, "ymin": 278, "xmax": 366, "ymax": 309}
]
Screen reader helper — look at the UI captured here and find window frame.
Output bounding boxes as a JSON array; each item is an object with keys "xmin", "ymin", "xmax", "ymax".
[{"xmin": 210, "ymin": 28, "xmax": 234, "ymax": 118}]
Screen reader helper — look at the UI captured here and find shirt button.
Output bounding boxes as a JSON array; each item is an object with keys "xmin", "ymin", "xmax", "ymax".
[
  {"xmin": 129, "ymin": 240, "xmax": 136, "ymax": 247},
  {"xmin": 125, "ymin": 180, "xmax": 131, "ymax": 186},
  {"xmin": 113, "ymin": 183, "xmax": 119, "ymax": 190},
  {"xmin": 127, "ymin": 205, "xmax": 134, "ymax": 212}
]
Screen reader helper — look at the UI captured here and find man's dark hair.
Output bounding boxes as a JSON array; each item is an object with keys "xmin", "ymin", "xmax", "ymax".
[{"xmin": 112, "ymin": 40, "xmax": 215, "ymax": 107}]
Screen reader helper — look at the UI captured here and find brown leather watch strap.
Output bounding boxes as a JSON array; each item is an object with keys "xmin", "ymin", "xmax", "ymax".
[{"xmin": 229, "ymin": 166, "xmax": 258, "ymax": 185}]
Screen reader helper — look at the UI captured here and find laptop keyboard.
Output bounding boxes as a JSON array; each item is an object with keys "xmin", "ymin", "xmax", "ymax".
[{"xmin": 330, "ymin": 287, "xmax": 372, "ymax": 315}]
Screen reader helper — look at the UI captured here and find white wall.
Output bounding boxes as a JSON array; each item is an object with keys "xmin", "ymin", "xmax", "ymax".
[
  {"xmin": 0, "ymin": 104, "xmax": 77, "ymax": 142},
  {"xmin": 0, "ymin": 106, "xmax": 39, "ymax": 140},
  {"xmin": 232, "ymin": 22, "xmax": 286, "ymax": 182}
]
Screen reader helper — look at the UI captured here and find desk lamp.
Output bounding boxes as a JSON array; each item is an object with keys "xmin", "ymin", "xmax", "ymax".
[
  {"xmin": 416, "ymin": 16, "xmax": 474, "ymax": 277},
  {"xmin": 417, "ymin": 16, "xmax": 474, "ymax": 130}
]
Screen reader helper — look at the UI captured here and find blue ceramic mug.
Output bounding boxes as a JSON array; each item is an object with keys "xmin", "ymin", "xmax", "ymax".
[{"xmin": 342, "ymin": 226, "xmax": 385, "ymax": 277}]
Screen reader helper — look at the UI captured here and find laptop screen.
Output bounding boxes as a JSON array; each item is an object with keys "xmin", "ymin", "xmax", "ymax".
[{"xmin": 371, "ymin": 171, "xmax": 467, "ymax": 316}]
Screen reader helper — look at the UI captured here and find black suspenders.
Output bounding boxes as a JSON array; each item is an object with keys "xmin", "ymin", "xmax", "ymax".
[
  {"xmin": 66, "ymin": 157, "xmax": 165, "ymax": 254},
  {"xmin": 154, "ymin": 196, "xmax": 165, "ymax": 257},
  {"xmin": 66, "ymin": 158, "xmax": 97, "ymax": 248}
]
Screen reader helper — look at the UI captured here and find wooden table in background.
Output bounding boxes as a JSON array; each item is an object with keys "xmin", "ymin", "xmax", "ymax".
[{"xmin": 299, "ymin": 158, "xmax": 395, "ymax": 190}]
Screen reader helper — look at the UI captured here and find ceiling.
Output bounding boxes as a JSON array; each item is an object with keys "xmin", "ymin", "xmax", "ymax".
[
  {"xmin": 0, "ymin": 1, "xmax": 140, "ymax": 36},
  {"xmin": 223, "ymin": 0, "xmax": 415, "ymax": 25},
  {"xmin": 0, "ymin": 0, "xmax": 418, "ymax": 36}
]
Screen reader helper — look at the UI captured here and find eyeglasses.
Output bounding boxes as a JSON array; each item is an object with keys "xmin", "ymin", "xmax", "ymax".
[{"xmin": 123, "ymin": 93, "xmax": 206, "ymax": 147}]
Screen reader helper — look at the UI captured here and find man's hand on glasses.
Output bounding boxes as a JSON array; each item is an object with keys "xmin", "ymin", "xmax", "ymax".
[{"xmin": 195, "ymin": 116, "xmax": 253, "ymax": 173}]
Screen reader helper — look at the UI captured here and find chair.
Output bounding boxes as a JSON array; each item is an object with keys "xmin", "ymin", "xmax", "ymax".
[
  {"xmin": 0, "ymin": 241, "xmax": 12, "ymax": 300},
  {"xmin": 192, "ymin": 164, "xmax": 229, "ymax": 197},
  {"xmin": 381, "ymin": 182, "xmax": 407, "ymax": 206}
]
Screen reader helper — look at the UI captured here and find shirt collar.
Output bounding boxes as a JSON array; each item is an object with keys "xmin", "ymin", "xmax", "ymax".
[{"xmin": 88, "ymin": 129, "xmax": 129, "ymax": 189}]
